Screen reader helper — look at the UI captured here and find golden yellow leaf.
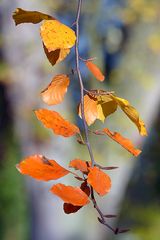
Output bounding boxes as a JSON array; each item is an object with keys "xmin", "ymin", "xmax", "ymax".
[
  {"xmin": 111, "ymin": 95, "xmax": 147, "ymax": 136},
  {"xmin": 12, "ymin": 8, "xmax": 53, "ymax": 25},
  {"xmin": 41, "ymin": 74, "xmax": 70, "ymax": 105},
  {"xmin": 40, "ymin": 20, "xmax": 76, "ymax": 52},
  {"xmin": 43, "ymin": 44, "xmax": 70, "ymax": 66}
]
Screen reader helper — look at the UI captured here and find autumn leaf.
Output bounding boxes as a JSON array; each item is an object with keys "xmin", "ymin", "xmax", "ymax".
[
  {"xmin": 35, "ymin": 109, "xmax": 80, "ymax": 137},
  {"xmin": 85, "ymin": 61, "xmax": 105, "ymax": 82},
  {"xmin": 16, "ymin": 155, "xmax": 69, "ymax": 181},
  {"xmin": 69, "ymin": 159, "xmax": 91, "ymax": 173},
  {"xmin": 41, "ymin": 74, "xmax": 70, "ymax": 105},
  {"xmin": 12, "ymin": 8, "xmax": 54, "ymax": 25},
  {"xmin": 103, "ymin": 128, "xmax": 141, "ymax": 157},
  {"xmin": 43, "ymin": 44, "xmax": 70, "ymax": 66},
  {"xmin": 50, "ymin": 183, "xmax": 90, "ymax": 206},
  {"xmin": 111, "ymin": 95, "xmax": 147, "ymax": 136},
  {"xmin": 40, "ymin": 20, "xmax": 76, "ymax": 52},
  {"xmin": 87, "ymin": 167, "xmax": 111, "ymax": 196},
  {"xmin": 63, "ymin": 181, "xmax": 90, "ymax": 214}
]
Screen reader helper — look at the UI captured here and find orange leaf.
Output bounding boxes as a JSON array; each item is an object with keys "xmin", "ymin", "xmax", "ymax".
[
  {"xmin": 87, "ymin": 167, "xmax": 111, "ymax": 196},
  {"xmin": 41, "ymin": 74, "xmax": 70, "ymax": 105},
  {"xmin": 50, "ymin": 183, "xmax": 90, "ymax": 206},
  {"xmin": 40, "ymin": 20, "xmax": 76, "ymax": 52},
  {"xmin": 63, "ymin": 181, "xmax": 90, "ymax": 214},
  {"xmin": 79, "ymin": 94, "xmax": 98, "ymax": 126},
  {"xmin": 85, "ymin": 61, "xmax": 105, "ymax": 82},
  {"xmin": 43, "ymin": 44, "xmax": 70, "ymax": 66},
  {"xmin": 103, "ymin": 128, "xmax": 141, "ymax": 157},
  {"xmin": 69, "ymin": 159, "xmax": 91, "ymax": 173},
  {"xmin": 12, "ymin": 8, "xmax": 54, "ymax": 25},
  {"xmin": 17, "ymin": 155, "xmax": 69, "ymax": 181},
  {"xmin": 35, "ymin": 109, "xmax": 80, "ymax": 137}
]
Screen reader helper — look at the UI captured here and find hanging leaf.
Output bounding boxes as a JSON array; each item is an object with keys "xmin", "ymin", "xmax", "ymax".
[
  {"xmin": 111, "ymin": 95, "xmax": 147, "ymax": 136},
  {"xmin": 103, "ymin": 128, "xmax": 141, "ymax": 157},
  {"xmin": 69, "ymin": 159, "xmax": 91, "ymax": 173},
  {"xmin": 43, "ymin": 44, "xmax": 70, "ymax": 66},
  {"xmin": 63, "ymin": 181, "xmax": 90, "ymax": 214},
  {"xmin": 35, "ymin": 109, "xmax": 80, "ymax": 137},
  {"xmin": 50, "ymin": 183, "xmax": 90, "ymax": 206},
  {"xmin": 41, "ymin": 74, "xmax": 70, "ymax": 105},
  {"xmin": 87, "ymin": 167, "xmax": 111, "ymax": 196},
  {"xmin": 40, "ymin": 20, "xmax": 76, "ymax": 52},
  {"xmin": 16, "ymin": 155, "xmax": 69, "ymax": 181},
  {"xmin": 12, "ymin": 8, "xmax": 54, "ymax": 25},
  {"xmin": 85, "ymin": 61, "xmax": 105, "ymax": 82}
]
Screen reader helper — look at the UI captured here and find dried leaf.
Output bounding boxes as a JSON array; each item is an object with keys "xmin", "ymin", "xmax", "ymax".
[
  {"xmin": 50, "ymin": 183, "xmax": 90, "ymax": 206},
  {"xmin": 40, "ymin": 20, "xmax": 76, "ymax": 52},
  {"xmin": 63, "ymin": 181, "xmax": 90, "ymax": 214},
  {"xmin": 111, "ymin": 95, "xmax": 147, "ymax": 136},
  {"xmin": 85, "ymin": 61, "xmax": 105, "ymax": 82},
  {"xmin": 16, "ymin": 155, "xmax": 69, "ymax": 181},
  {"xmin": 103, "ymin": 128, "xmax": 141, "ymax": 157},
  {"xmin": 41, "ymin": 74, "xmax": 70, "ymax": 105},
  {"xmin": 12, "ymin": 8, "xmax": 53, "ymax": 25},
  {"xmin": 35, "ymin": 109, "xmax": 80, "ymax": 137},
  {"xmin": 69, "ymin": 159, "xmax": 91, "ymax": 173},
  {"xmin": 43, "ymin": 44, "xmax": 70, "ymax": 66},
  {"xmin": 87, "ymin": 167, "xmax": 111, "ymax": 196}
]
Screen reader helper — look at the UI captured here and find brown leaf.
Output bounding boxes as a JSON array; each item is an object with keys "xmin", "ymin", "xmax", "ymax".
[
  {"xmin": 16, "ymin": 155, "xmax": 69, "ymax": 181},
  {"xmin": 41, "ymin": 74, "xmax": 70, "ymax": 105},
  {"xmin": 35, "ymin": 109, "xmax": 80, "ymax": 137},
  {"xmin": 12, "ymin": 8, "xmax": 54, "ymax": 25},
  {"xmin": 69, "ymin": 159, "xmax": 91, "ymax": 173},
  {"xmin": 85, "ymin": 61, "xmax": 105, "ymax": 82},
  {"xmin": 103, "ymin": 128, "xmax": 141, "ymax": 157},
  {"xmin": 50, "ymin": 183, "xmax": 90, "ymax": 206},
  {"xmin": 87, "ymin": 167, "xmax": 111, "ymax": 196}
]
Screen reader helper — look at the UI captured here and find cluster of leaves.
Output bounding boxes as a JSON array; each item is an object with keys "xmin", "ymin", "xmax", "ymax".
[{"xmin": 12, "ymin": 6, "xmax": 147, "ymax": 233}]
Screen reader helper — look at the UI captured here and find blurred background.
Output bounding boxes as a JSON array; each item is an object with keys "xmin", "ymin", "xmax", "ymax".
[{"xmin": 0, "ymin": 0, "xmax": 160, "ymax": 240}]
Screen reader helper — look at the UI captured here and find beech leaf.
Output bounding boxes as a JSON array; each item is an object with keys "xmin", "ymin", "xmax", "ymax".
[
  {"xmin": 41, "ymin": 74, "xmax": 70, "ymax": 105},
  {"xmin": 40, "ymin": 20, "xmax": 76, "ymax": 52},
  {"xmin": 87, "ymin": 167, "xmax": 111, "ymax": 196},
  {"xmin": 69, "ymin": 159, "xmax": 91, "ymax": 173},
  {"xmin": 35, "ymin": 109, "xmax": 80, "ymax": 137},
  {"xmin": 12, "ymin": 8, "xmax": 53, "ymax": 25},
  {"xmin": 16, "ymin": 155, "xmax": 69, "ymax": 181},
  {"xmin": 103, "ymin": 128, "xmax": 141, "ymax": 157},
  {"xmin": 50, "ymin": 183, "xmax": 90, "ymax": 206},
  {"xmin": 85, "ymin": 61, "xmax": 105, "ymax": 82}
]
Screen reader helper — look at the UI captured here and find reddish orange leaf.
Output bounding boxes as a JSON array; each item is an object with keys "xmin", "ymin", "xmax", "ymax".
[
  {"xmin": 41, "ymin": 74, "xmax": 70, "ymax": 105},
  {"xmin": 85, "ymin": 61, "xmax": 105, "ymax": 82},
  {"xmin": 16, "ymin": 155, "xmax": 69, "ymax": 181},
  {"xmin": 35, "ymin": 109, "xmax": 80, "ymax": 137},
  {"xmin": 103, "ymin": 128, "xmax": 141, "ymax": 157},
  {"xmin": 69, "ymin": 159, "xmax": 91, "ymax": 173},
  {"xmin": 50, "ymin": 183, "xmax": 90, "ymax": 206},
  {"xmin": 63, "ymin": 181, "xmax": 90, "ymax": 214},
  {"xmin": 87, "ymin": 167, "xmax": 111, "ymax": 196}
]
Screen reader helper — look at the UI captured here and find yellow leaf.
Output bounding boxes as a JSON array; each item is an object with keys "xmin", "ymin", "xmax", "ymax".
[
  {"xmin": 40, "ymin": 20, "xmax": 76, "ymax": 52},
  {"xmin": 41, "ymin": 74, "xmax": 70, "ymax": 105},
  {"xmin": 12, "ymin": 8, "xmax": 53, "ymax": 25},
  {"xmin": 111, "ymin": 95, "xmax": 147, "ymax": 136}
]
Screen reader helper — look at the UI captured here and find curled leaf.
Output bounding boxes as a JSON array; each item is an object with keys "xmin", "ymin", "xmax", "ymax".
[
  {"xmin": 35, "ymin": 109, "xmax": 80, "ymax": 137},
  {"xmin": 40, "ymin": 20, "xmax": 76, "ymax": 52},
  {"xmin": 50, "ymin": 183, "xmax": 90, "ymax": 206},
  {"xmin": 12, "ymin": 8, "xmax": 53, "ymax": 25},
  {"xmin": 87, "ymin": 167, "xmax": 111, "ymax": 196},
  {"xmin": 103, "ymin": 128, "xmax": 141, "ymax": 157},
  {"xmin": 41, "ymin": 74, "xmax": 70, "ymax": 105},
  {"xmin": 69, "ymin": 159, "xmax": 91, "ymax": 173},
  {"xmin": 85, "ymin": 61, "xmax": 105, "ymax": 82},
  {"xmin": 16, "ymin": 155, "xmax": 69, "ymax": 181}
]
